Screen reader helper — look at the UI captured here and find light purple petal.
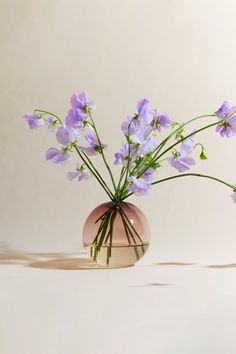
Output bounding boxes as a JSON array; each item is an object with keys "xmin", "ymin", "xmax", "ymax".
[
  {"xmin": 56, "ymin": 125, "xmax": 78, "ymax": 146},
  {"xmin": 136, "ymin": 98, "xmax": 153, "ymax": 125},
  {"xmin": 46, "ymin": 147, "xmax": 71, "ymax": 164},
  {"xmin": 67, "ymin": 171, "xmax": 80, "ymax": 181},
  {"xmin": 23, "ymin": 113, "xmax": 44, "ymax": 130},
  {"xmin": 128, "ymin": 176, "xmax": 151, "ymax": 196},
  {"xmin": 143, "ymin": 168, "xmax": 155, "ymax": 182},
  {"xmin": 181, "ymin": 137, "xmax": 195, "ymax": 152}
]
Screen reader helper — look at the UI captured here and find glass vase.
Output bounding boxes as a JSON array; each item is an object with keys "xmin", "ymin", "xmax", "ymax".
[{"xmin": 83, "ymin": 202, "xmax": 150, "ymax": 268}]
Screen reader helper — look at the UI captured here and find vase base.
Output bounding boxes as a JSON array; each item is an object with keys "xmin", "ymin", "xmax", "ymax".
[{"xmin": 85, "ymin": 243, "xmax": 149, "ymax": 268}]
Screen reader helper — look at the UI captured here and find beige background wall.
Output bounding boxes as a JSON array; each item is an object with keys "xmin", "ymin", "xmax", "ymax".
[{"xmin": 1, "ymin": 0, "xmax": 236, "ymax": 263}]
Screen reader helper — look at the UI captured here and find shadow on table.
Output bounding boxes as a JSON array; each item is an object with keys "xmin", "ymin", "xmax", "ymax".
[
  {"xmin": 1, "ymin": 250, "xmax": 236, "ymax": 270},
  {"xmin": 0, "ymin": 251, "xmax": 105, "ymax": 270},
  {"xmin": 152, "ymin": 262, "xmax": 196, "ymax": 266},
  {"xmin": 206, "ymin": 263, "xmax": 236, "ymax": 269}
]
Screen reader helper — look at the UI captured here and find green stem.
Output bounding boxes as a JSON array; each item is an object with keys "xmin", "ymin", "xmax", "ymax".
[
  {"xmin": 80, "ymin": 150, "xmax": 114, "ymax": 198},
  {"xmin": 115, "ymin": 167, "xmax": 126, "ymax": 199},
  {"xmin": 137, "ymin": 117, "xmax": 223, "ymax": 180},
  {"xmin": 74, "ymin": 146, "xmax": 114, "ymax": 200},
  {"xmin": 151, "ymin": 173, "xmax": 234, "ymax": 189},
  {"xmin": 155, "ymin": 120, "xmax": 222, "ymax": 163},
  {"xmin": 89, "ymin": 116, "xmax": 117, "ymax": 193},
  {"xmin": 123, "ymin": 173, "xmax": 234, "ymax": 200},
  {"xmin": 134, "ymin": 114, "xmax": 215, "ymax": 179},
  {"xmin": 34, "ymin": 109, "xmax": 63, "ymax": 124}
]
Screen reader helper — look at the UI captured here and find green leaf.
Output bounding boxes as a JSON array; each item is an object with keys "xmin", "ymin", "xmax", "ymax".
[{"xmin": 151, "ymin": 162, "xmax": 161, "ymax": 169}]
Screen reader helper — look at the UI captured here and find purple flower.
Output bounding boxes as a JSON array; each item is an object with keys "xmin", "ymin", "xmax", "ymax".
[
  {"xmin": 137, "ymin": 136, "xmax": 157, "ymax": 156},
  {"xmin": 169, "ymin": 151, "xmax": 195, "ymax": 172},
  {"xmin": 181, "ymin": 137, "xmax": 195, "ymax": 152},
  {"xmin": 132, "ymin": 127, "xmax": 157, "ymax": 156},
  {"xmin": 46, "ymin": 147, "xmax": 71, "ymax": 164},
  {"xmin": 153, "ymin": 112, "xmax": 172, "ymax": 132},
  {"xmin": 56, "ymin": 125, "xmax": 78, "ymax": 146},
  {"xmin": 66, "ymin": 92, "xmax": 95, "ymax": 129},
  {"xmin": 71, "ymin": 92, "xmax": 96, "ymax": 111},
  {"xmin": 215, "ymin": 101, "xmax": 236, "ymax": 119},
  {"xmin": 143, "ymin": 168, "xmax": 155, "ymax": 182},
  {"xmin": 136, "ymin": 99, "xmax": 153, "ymax": 125},
  {"xmin": 65, "ymin": 108, "xmax": 87, "ymax": 129},
  {"xmin": 121, "ymin": 116, "xmax": 140, "ymax": 136},
  {"xmin": 231, "ymin": 192, "xmax": 236, "ymax": 204},
  {"xmin": 216, "ymin": 116, "xmax": 236, "ymax": 137},
  {"xmin": 114, "ymin": 143, "xmax": 136, "ymax": 167},
  {"xmin": 23, "ymin": 113, "xmax": 44, "ymax": 130},
  {"xmin": 67, "ymin": 162, "xmax": 92, "ymax": 182},
  {"xmin": 80, "ymin": 131, "xmax": 107, "ymax": 156},
  {"xmin": 128, "ymin": 176, "xmax": 151, "ymax": 196},
  {"xmin": 46, "ymin": 117, "xmax": 59, "ymax": 132}
]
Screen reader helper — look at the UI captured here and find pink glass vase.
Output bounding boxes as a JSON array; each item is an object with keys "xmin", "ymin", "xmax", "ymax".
[{"xmin": 83, "ymin": 202, "xmax": 150, "ymax": 268}]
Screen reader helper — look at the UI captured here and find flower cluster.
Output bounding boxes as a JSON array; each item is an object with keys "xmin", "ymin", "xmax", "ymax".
[
  {"xmin": 23, "ymin": 95, "xmax": 236, "ymax": 204},
  {"xmin": 23, "ymin": 92, "xmax": 104, "ymax": 183}
]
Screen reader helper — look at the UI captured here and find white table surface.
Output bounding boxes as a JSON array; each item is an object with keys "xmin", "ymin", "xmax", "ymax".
[{"xmin": 0, "ymin": 251, "xmax": 236, "ymax": 354}]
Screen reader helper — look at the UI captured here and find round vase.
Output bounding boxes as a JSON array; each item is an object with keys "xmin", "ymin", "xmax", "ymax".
[{"xmin": 83, "ymin": 202, "xmax": 150, "ymax": 268}]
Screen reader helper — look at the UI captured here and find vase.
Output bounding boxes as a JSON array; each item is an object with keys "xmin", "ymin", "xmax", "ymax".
[{"xmin": 83, "ymin": 202, "xmax": 150, "ymax": 268}]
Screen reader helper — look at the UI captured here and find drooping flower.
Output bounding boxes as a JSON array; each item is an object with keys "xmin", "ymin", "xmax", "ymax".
[
  {"xmin": 80, "ymin": 131, "xmax": 107, "ymax": 156},
  {"xmin": 66, "ymin": 92, "xmax": 95, "ymax": 129},
  {"xmin": 121, "ymin": 116, "xmax": 140, "ymax": 136},
  {"xmin": 67, "ymin": 162, "xmax": 92, "ymax": 182},
  {"xmin": 153, "ymin": 112, "xmax": 172, "ymax": 132},
  {"xmin": 136, "ymin": 98, "xmax": 153, "ymax": 125},
  {"xmin": 216, "ymin": 116, "xmax": 236, "ymax": 137},
  {"xmin": 143, "ymin": 168, "xmax": 155, "ymax": 182},
  {"xmin": 114, "ymin": 143, "xmax": 136, "ymax": 167},
  {"xmin": 215, "ymin": 101, "xmax": 236, "ymax": 119},
  {"xmin": 46, "ymin": 147, "xmax": 71, "ymax": 164},
  {"xmin": 169, "ymin": 150, "xmax": 195, "ymax": 172},
  {"xmin": 46, "ymin": 117, "xmax": 60, "ymax": 132},
  {"xmin": 23, "ymin": 113, "xmax": 44, "ymax": 130},
  {"xmin": 56, "ymin": 124, "xmax": 78, "ymax": 146},
  {"xmin": 128, "ymin": 176, "xmax": 151, "ymax": 196},
  {"xmin": 231, "ymin": 192, "xmax": 236, "ymax": 204},
  {"xmin": 181, "ymin": 137, "xmax": 195, "ymax": 152}
]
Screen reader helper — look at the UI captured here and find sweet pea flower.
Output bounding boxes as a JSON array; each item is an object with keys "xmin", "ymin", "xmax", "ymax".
[
  {"xmin": 80, "ymin": 131, "xmax": 107, "ymax": 156},
  {"xmin": 132, "ymin": 127, "xmax": 157, "ymax": 156},
  {"xmin": 66, "ymin": 92, "xmax": 96, "ymax": 129},
  {"xmin": 216, "ymin": 116, "xmax": 236, "ymax": 137},
  {"xmin": 56, "ymin": 124, "xmax": 78, "ymax": 146},
  {"xmin": 114, "ymin": 143, "xmax": 136, "ymax": 167},
  {"xmin": 153, "ymin": 112, "xmax": 172, "ymax": 132},
  {"xmin": 169, "ymin": 151, "xmax": 195, "ymax": 172},
  {"xmin": 181, "ymin": 137, "xmax": 195, "ymax": 152},
  {"xmin": 136, "ymin": 98, "xmax": 153, "ymax": 125},
  {"xmin": 71, "ymin": 92, "xmax": 96, "ymax": 111},
  {"xmin": 215, "ymin": 101, "xmax": 236, "ymax": 119},
  {"xmin": 121, "ymin": 116, "xmax": 140, "ymax": 136},
  {"xmin": 65, "ymin": 108, "xmax": 86, "ymax": 129},
  {"xmin": 46, "ymin": 147, "xmax": 71, "ymax": 164},
  {"xmin": 23, "ymin": 113, "xmax": 44, "ymax": 130},
  {"xmin": 143, "ymin": 168, "xmax": 156, "ymax": 182},
  {"xmin": 128, "ymin": 176, "xmax": 151, "ymax": 196},
  {"xmin": 67, "ymin": 162, "xmax": 92, "ymax": 182},
  {"xmin": 137, "ymin": 136, "xmax": 157, "ymax": 157},
  {"xmin": 46, "ymin": 117, "xmax": 60, "ymax": 132}
]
